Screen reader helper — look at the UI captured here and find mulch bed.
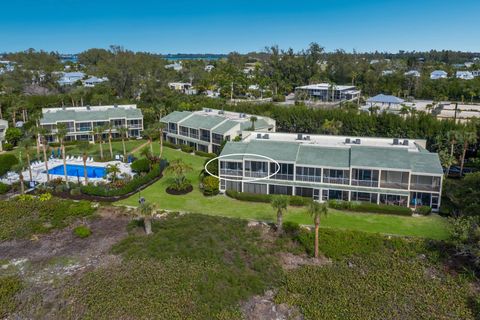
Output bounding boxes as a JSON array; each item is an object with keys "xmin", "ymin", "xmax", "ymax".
[{"xmin": 165, "ymin": 184, "xmax": 193, "ymax": 195}]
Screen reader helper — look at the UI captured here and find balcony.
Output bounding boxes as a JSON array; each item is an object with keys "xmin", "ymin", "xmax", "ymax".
[
  {"xmin": 77, "ymin": 127, "xmax": 92, "ymax": 132},
  {"xmin": 220, "ymin": 169, "xmax": 243, "ymax": 176},
  {"xmin": 127, "ymin": 124, "xmax": 142, "ymax": 129},
  {"xmin": 180, "ymin": 130, "xmax": 189, "ymax": 137},
  {"xmin": 296, "ymin": 175, "xmax": 321, "ymax": 183},
  {"xmin": 323, "ymin": 177, "xmax": 349, "ymax": 185},
  {"xmin": 272, "ymin": 173, "xmax": 294, "ymax": 181},
  {"xmin": 245, "ymin": 171, "xmax": 268, "ymax": 178},
  {"xmin": 212, "ymin": 137, "xmax": 223, "ymax": 145},
  {"xmin": 200, "ymin": 136, "xmax": 210, "ymax": 142},
  {"xmin": 351, "ymin": 179, "xmax": 379, "ymax": 187},
  {"xmin": 380, "ymin": 182, "xmax": 409, "ymax": 190},
  {"xmin": 410, "ymin": 183, "xmax": 441, "ymax": 192}
]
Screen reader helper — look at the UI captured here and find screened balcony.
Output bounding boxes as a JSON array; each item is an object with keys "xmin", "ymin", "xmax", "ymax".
[
  {"xmin": 410, "ymin": 175, "xmax": 441, "ymax": 192},
  {"xmin": 220, "ymin": 161, "xmax": 243, "ymax": 176},
  {"xmin": 380, "ymin": 171, "xmax": 409, "ymax": 190},
  {"xmin": 323, "ymin": 169, "xmax": 350, "ymax": 185},
  {"xmin": 244, "ymin": 161, "xmax": 268, "ymax": 178},
  {"xmin": 296, "ymin": 166, "xmax": 321, "ymax": 183},
  {"xmin": 351, "ymin": 168, "xmax": 379, "ymax": 187}
]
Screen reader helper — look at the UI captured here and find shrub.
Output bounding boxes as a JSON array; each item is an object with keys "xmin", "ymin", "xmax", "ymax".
[
  {"xmin": 5, "ymin": 127, "xmax": 22, "ymax": 146},
  {"xmin": 225, "ymin": 190, "xmax": 309, "ymax": 206},
  {"xmin": 163, "ymin": 141, "xmax": 181, "ymax": 149},
  {"xmin": 282, "ymin": 221, "xmax": 301, "ymax": 237},
  {"xmin": 194, "ymin": 150, "xmax": 216, "ymax": 158},
  {"xmin": 17, "ymin": 194, "xmax": 35, "ymax": 201},
  {"xmin": 0, "ymin": 183, "xmax": 11, "ymax": 195},
  {"xmin": 0, "ymin": 154, "xmax": 19, "ymax": 177},
  {"xmin": 131, "ymin": 158, "xmax": 150, "ymax": 173},
  {"xmin": 272, "ymin": 94, "xmax": 286, "ymax": 102},
  {"xmin": 73, "ymin": 225, "xmax": 92, "ymax": 238},
  {"xmin": 181, "ymin": 145, "xmax": 194, "ymax": 153},
  {"xmin": 289, "ymin": 195, "xmax": 309, "ymax": 206},
  {"xmin": 38, "ymin": 193, "xmax": 52, "ymax": 202},
  {"xmin": 70, "ymin": 187, "xmax": 82, "ymax": 196},
  {"xmin": 328, "ymin": 200, "xmax": 412, "ymax": 216},
  {"xmin": 2, "ymin": 143, "xmax": 13, "ymax": 151},
  {"xmin": 415, "ymin": 206, "xmax": 432, "ymax": 216},
  {"xmin": 202, "ymin": 176, "xmax": 219, "ymax": 196}
]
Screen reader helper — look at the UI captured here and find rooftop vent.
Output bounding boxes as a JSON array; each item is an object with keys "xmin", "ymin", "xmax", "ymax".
[
  {"xmin": 297, "ymin": 133, "xmax": 303, "ymax": 140},
  {"xmin": 114, "ymin": 104, "xmax": 118, "ymax": 108},
  {"xmin": 218, "ymin": 110, "xmax": 224, "ymax": 115},
  {"xmin": 257, "ymin": 133, "xmax": 262, "ymax": 139},
  {"xmin": 345, "ymin": 138, "xmax": 351, "ymax": 144},
  {"xmin": 355, "ymin": 139, "xmax": 361, "ymax": 144},
  {"xmin": 305, "ymin": 136, "xmax": 310, "ymax": 141},
  {"xmin": 263, "ymin": 134, "xmax": 269, "ymax": 139},
  {"xmin": 86, "ymin": 105, "xmax": 91, "ymax": 110},
  {"xmin": 403, "ymin": 139, "xmax": 409, "ymax": 146},
  {"xmin": 393, "ymin": 138, "xmax": 399, "ymax": 145}
]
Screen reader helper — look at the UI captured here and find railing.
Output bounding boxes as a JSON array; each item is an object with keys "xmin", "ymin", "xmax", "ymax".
[
  {"xmin": 351, "ymin": 179, "xmax": 379, "ymax": 187},
  {"xmin": 77, "ymin": 127, "xmax": 92, "ymax": 132},
  {"xmin": 212, "ymin": 138, "xmax": 223, "ymax": 145},
  {"xmin": 190, "ymin": 133, "xmax": 199, "ymax": 139},
  {"xmin": 169, "ymin": 129, "xmax": 178, "ymax": 134},
  {"xmin": 271, "ymin": 173, "xmax": 294, "ymax": 181},
  {"xmin": 379, "ymin": 182, "xmax": 409, "ymax": 190},
  {"xmin": 200, "ymin": 136, "xmax": 210, "ymax": 142},
  {"xmin": 410, "ymin": 184, "xmax": 441, "ymax": 192},
  {"xmin": 245, "ymin": 171, "xmax": 268, "ymax": 178},
  {"xmin": 127, "ymin": 124, "xmax": 142, "ymax": 129},
  {"xmin": 220, "ymin": 169, "xmax": 243, "ymax": 176},
  {"xmin": 296, "ymin": 174, "xmax": 321, "ymax": 183},
  {"xmin": 323, "ymin": 177, "xmax": 350, "ymax": 185},
  {"xmin": 180, "ymin": 130, "xmax": 189, "ymax": 137}
]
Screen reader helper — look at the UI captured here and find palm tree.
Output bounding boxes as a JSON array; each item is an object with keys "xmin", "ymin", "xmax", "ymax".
[
  {"xmin": 106, "ymin": 163, "xmax": 121, "ymax": 182},
  {"xmin": 144, "ymin": 128, "xmax": 156, "ymax": 155},
  {"xmin": 458, "ymin": 126, "xmax": 477, "ymax": 176},
  {"xmin": 153, "ymin": 122, "xmax": 166, "ymax": 159},
  {"xmin": 308, "ymin": 201, "xmax": 328, "ymax": 259},
  {"xmin": 438, "ymin": 149, "xmax": 456, "ymax": 177},
  {"xmin": 138, "ymin": 202, "xmax": 156, "ymax": 235},
  {"xmin": 56, "ymin": 123, "xmax": 69, "ymax": 185},
  {"xmin": 250, "ymin": 116, "xmax": 258, "ymax": 131},
  {"xmin": 38, "ymin": 127, "xmax": 50, "ymax": 182},
  {"xmin": 12, "ymin": 163, "xmax": 25, "ymax": 194},
  {"xmin": 321, "ymin": 119, "xmax": 343, "ymax": 135},
  {"xmin": 165, "ymin": 159, "xmax": 193, "ymax": 189},
  {"xmin": 77, "ymin": 142, "xmax": 91, "ymax": 184},
  {"xmin": 19, "ymin": 138, "xmax": 33, "ymax": 183},
  {"xmin": 93, "ymin": 126, "xmax": 105, "ymax": 160},
  {"xmin": 107, "ymin": 124, "xmax": 114, "ymax": 159},
  {"xmin": 29, "ymin": 124, "xmax": 41, "ymax": 160},
  {"xmin": 118, "ymin": 126, "xmax": 128, "ymax": 162},
  {"xmin": 271, "ymin": 195, "xmax": 289, "ymax": 234},
  {"xmin": 446, "ymin": 130, "xmax": 461, "ymax": 175}
]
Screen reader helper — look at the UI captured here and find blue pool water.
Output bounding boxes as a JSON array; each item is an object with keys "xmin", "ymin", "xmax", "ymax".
[{"xmin": 48, "ymin": 164, "xmax": 106, "ymax": 178}]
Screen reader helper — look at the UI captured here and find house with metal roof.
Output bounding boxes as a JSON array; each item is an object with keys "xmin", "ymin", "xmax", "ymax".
[
  {"xmin": 0, "ymin": 119, "xmax": 8, "ymax": 152},
  {"xmin": 219, "ymin": 132, "xmax": 443, "ymax": 211},
  {"xmin": 83, "ymin": 76, "xmax": 108, "ymax": 87},
  {"xmin": 295, "ymin": 83, "xmax": 360, "ymax": 102},
  {"xmin": 160, "ymin": 108, "xmax": 275, "ymax": 154},
  {"xmin": 39, "ymin": 105, "xmax": 143, "ymax": 143},
  {"xmin": 430, "ymin": 70, "xmax": 448, "ymax": 80},
  {"xmin": 363, "ymin": 94, "xmax": 405, "ymax": 113},
  {"xmin": 404, "ymin": 70, "xmax": 421, "ymax": 77},
  {"xmin": 456, "ymin": 71, "xmax": 474, "ymax": 80},
  {"xmin": 57, "ymin": 72, "xmax": 86, "ymax": 85}
]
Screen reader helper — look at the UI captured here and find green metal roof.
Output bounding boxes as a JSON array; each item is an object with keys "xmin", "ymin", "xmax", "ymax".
[
  {"xmin": 239, "ymin": 118, "xmax": 273, "ymax": 131},
  {"xmin": 297, "ymin": 145, "xmax": 350, "ymax": 168},
  {"xmin": 212, "ymin": 120, "xmax": 239, "ymax": 135},
  {"xmin": 220, "ymin": 139, "xmax": 443, "ymax": 175},
  {"xmin": 179, "ymin": 114, "xmax": 226, "ymax": 130},
  {"xmin": 41, "ymin": 107, "xmax": 143, "ymax": 124},
  {"xmin": 160, "ymin": 111, "xmax": 192, "ymax": 123}
]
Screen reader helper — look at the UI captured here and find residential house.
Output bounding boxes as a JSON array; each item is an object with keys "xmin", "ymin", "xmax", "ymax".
[
  {"xmin": 83, "ymin": 76, "xmax": 108, "ymax": 87},
  {"xmin": 295, "ymin": 83, "xmax": 361, "ymax": 102},
  {"xmin": 165, "ymin": 62, "xmax": 183, "ymax": 71},
  {"xmin": 205, "ymin": 65, "xmax": 215, "ymax": 72},
  {"xmin": 404, "ymin": 70, "xmax": 421, "ymax": 77},
  {"xmin": 430, "ymin": 70, "xmax": 448, "ymax": 80},
  {"xmin": 456, "ymin": 71, "xmax": 474, "ymax": 80},
  {"xmin": 219, "ymin": 132, "xmax": 443, "ymax": 211},
  {"xmin": 160, "ymin": 108, "xmax": 275, "ymax": 154},
  {"xmin": 363, "ymin": 94, "xmax": 405, "ymax": 113},
  {"xmin": 168, "ymin": 82, "xmax": 197, "ymax": 95},
  {"xmin": 57, "ymin": 72, "xmax": 86, "ymax": 85},
  {"xmin": 39, "ymin": 105, "xmax": 144, "ymax": 143}
]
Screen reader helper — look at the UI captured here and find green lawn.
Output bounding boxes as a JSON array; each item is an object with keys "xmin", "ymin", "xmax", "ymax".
[{"xmin": 116, "ymin": 146, "xmax": 450, "ymax": 240}]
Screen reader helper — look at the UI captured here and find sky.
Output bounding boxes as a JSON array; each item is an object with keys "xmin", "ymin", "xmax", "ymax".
[{"xmin": 1, "ymin": 0, "xmax": 479, "ymax": 54}]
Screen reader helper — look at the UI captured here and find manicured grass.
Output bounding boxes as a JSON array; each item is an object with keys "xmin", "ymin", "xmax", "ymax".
[{"xmin": 116, "ymin": 147, "xmax": 450, "ymax": 240}]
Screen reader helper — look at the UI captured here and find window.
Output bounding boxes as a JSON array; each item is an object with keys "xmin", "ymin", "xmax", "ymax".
[
  {"xmin": 351, "ymin": 192, "xmax": 378, "ymax": 203},
  {"xmin": 410, "ymin": 192, "xmax": 432, "ymax": 207},
  {"xmin": 322, "ymin": 189, "xmax": 348, "ymax": 201},
  {"xmin": 190, "ymin": 128, "xmax": 199, "ymax": 139},
  {"xmin": 269, "ymin": 184, "xmax": 293, "ymax": 195},
  {"xmin": 226, "ymin": 180, "xmax": 242, "ymax": 192},
  {"xmin": 179, "ymin": 126, "xmax": 189, "ymax": 136},
  {"xmin": 380, "ymin": 171, "xmax": 409, "ymax": 189},
  {"xmin": 271, "ymin": 163, "xmax": 294, "ymax": 180},
  {"xmin": 351, "ymin": 169, "xmax": 379, "ymax": 187},
  {"xmin": 212, "ymin": 133, "xmax": 223, "ymax": 145},
  {"xmin": 323, "ymin": 169, "xmax": 349, "ymax": 184},
  {"xmin": 220, "ymin": 161, "xmax": 243, "ymax": 176},
  {"xmin": 295, "ymin": 187, "xmax": 313, "ymax": 198},
  {"xmin": 380, "ymin": 194, "xmax": 408, "ymax": 206},
  {"xmin": 244, "ymin": 183, "xmax": 267, "ymax": 194},
  {"xmin": 296, "ymin": 166, "xmax": 321, "ymax": 182},
  {"xmin": 410, "ymin": 175, "xmax": 441, "ymax": 192},
  {"xmin": 200, "ymin": 129, "xmax": 210, "ymax": 142},
  {"xmin": 245, "ymin": 161, "xmax": 268, "ymax": 178}
]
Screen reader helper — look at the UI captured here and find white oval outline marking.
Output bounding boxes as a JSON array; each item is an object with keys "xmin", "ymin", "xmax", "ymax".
[{"xmin": 205, "ymin": 153, "xmax": 280, "ymax": 183}]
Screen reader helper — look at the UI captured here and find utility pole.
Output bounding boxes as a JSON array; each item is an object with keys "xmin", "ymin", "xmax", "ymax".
[{"xmin": 454, "ymin": 102, "xmax": 458, "ymax": 123}]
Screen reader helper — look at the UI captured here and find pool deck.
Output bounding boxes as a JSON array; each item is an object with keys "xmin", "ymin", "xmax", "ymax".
[{"xmin": 1, "ymin": 159, "xmax": 133, "ymax": 185}]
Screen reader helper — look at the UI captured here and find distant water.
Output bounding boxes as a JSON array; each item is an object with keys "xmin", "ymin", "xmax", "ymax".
[{"xmin": 164, "ymin": 55, "xmax": 226, "ymax": 61}]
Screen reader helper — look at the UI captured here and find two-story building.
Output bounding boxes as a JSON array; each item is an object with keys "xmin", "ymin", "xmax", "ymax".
[
  {"xmin": 219, "ymin": 132, "xmax": 443, "ymax": 211},
  {"xmin": 0, "ymin": 119, "xmax": 8, "ymax": 151},
  {"xmin": 295, "ymin": 83, "xmax": 361, "ymax": 102},
  {"xmin": 39, "ymin": 105, "xmax": 144, "ymax": 143},
  {"xmin": 160, "ymin": 109, "xmax": 275, "ymax": 154}
]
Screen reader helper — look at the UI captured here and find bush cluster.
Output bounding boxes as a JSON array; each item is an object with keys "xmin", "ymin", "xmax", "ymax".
[
  {"xmin": 0, "ymin": 154, "xmax": 19, "ymax": 177},
  {"xmin": 328, "ymin": 200, "xmax": 412, "ymax": 216},
  {"xmin": 202, "ymin": 176, "xmax": 219, "ymax": 196},
  {"xmin": 0, "ymin": 182, "xmax": 11, "ymax": 195},
  {"xmin": 415, "ymin": 206, "xmax": 432, "ymax": 216},
  {"xmin": 73, "ymin": 225, "xmax": 92, "ymax": 238},
  {"xmin": 163, "ymin": 141, "xmax": 181, "ymax": 149},
  {"xmin": 180, "ymin": 145, "xmax": 194, "ymax": 153},
  {"xmin": 194, "ymin": 150, "xmax": 217, "ymax": 158},
  {"xmin": 225, "ymin": 190, "xmax": 309, "ymax": 206},
  {"xmin": 130, "ymin": 158, "xmax": 150, "ymax": 173}
]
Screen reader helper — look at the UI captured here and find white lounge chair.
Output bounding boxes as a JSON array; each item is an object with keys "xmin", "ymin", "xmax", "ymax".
[{"xmin": 88, "ymin": 157, "xmax": 93, "ymax": 162}]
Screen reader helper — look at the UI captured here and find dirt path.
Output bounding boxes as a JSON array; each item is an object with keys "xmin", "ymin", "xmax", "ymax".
[{"xmin": 129, "ymin": 140, "xmax": 152, "ymax": 155}]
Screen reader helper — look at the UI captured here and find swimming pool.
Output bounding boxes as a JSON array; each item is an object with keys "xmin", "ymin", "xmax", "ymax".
[{"xmin": 48, "ymin": 164, "xmax": 107, "ymax": 178}]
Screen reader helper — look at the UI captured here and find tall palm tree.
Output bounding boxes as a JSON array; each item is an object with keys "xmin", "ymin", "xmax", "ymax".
[
  {"xmin": 118, "ymin": 126, "xmax": 128, "ymax": 162},
  {"xmin": 12, "ymin": 163, "xmax": 25, "ymax": 194},
  {"xmin": 19, "ymin": 138, "xmax": 33, "ymax": 183},
  {"xmin": 144, "ymin": 128, "xmax": 156, "ymax": 155},
  {"xmin": 56, "ymin": 123, "xmax": 69, "ymax": 185},
  {"xmin": 165, "ymin": 159, "xmax": 193, "ymax": 189},
  {"xmin": 271, "ymin": 195, "xmax": 289, "ymax": 234},
  {"xmin": 308, "ymin": 201, "xmax": 328, "ymax": 259},
  {"xmin": 153, "ymin": 122, "xmax": 166, "ymax": 159},
  {"xmin": 107, "ymin": 123, "xmax": 114, "ymax": 159},
  {"xmin": 93, "ymin": 126, "xmax": 105, "ymax": 160},
  {"xmin": 77, "ymin": 142, "xmax": 91, "ymax": 184},
  {"xmin": 106, "ymin": 163, "xmax": 121, "ymax": 182},
  {"xmin": 38, "ymin": 127, "xmax": 50, "ymax": 182},
  {"xmin": 459, "ymin": 125, "xmax": 477, "ymax": 176},
  {"xmin": 29, "ymin": 124, "xmax": 41, "ymax": 160},
  {"xmin": 138, "ymin": 202, "xmax": 156, "ymax": 235},
  {"xmin": 446, "ymin": 130, "xmax": 461, "ymax": 175},
  {"xmin": 250, "ymin": 116, "xmax": 258, "ymax": 131}
]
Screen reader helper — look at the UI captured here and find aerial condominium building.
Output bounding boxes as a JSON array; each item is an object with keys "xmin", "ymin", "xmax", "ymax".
[
  {"xmin": 219, "ymin": 132, "xmax": 443, "ymax": 211},
  {"xmin": 39, "ymin": 104, "xmax": 144, "ymax": 143},
  {"xmin": 160, "ymin": 108, "xmax": 275, "ymax": 154},
  {"xmin": 0, "ymin": 119, "xmax": 8, "ymax": 151},
  {"xmin": 295, "ymin": 83, "xmax": 361, "ymax": 102}
]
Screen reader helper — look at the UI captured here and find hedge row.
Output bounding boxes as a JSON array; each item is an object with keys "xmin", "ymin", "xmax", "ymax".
[
  {"xmin": 163, "ymin": 141, "xmax": 181, "ymax": 149},
  {"xmin": 81, "ymin": 161, "xmax": 167, "ymax": 197},
  {"xmin": 225, "ymin": 190, "xmax": 309, "ymax": 206},
  {"xmin": 194, "ymin": 150, "xmax": 217, "ymax": 158},
  {"xmin": 328, "ymin": 200, "xmax": 412, "ymax": 216},
  {"xmin": 0, "ymin": 154, "xmax": 18, "ymax": 177}
]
